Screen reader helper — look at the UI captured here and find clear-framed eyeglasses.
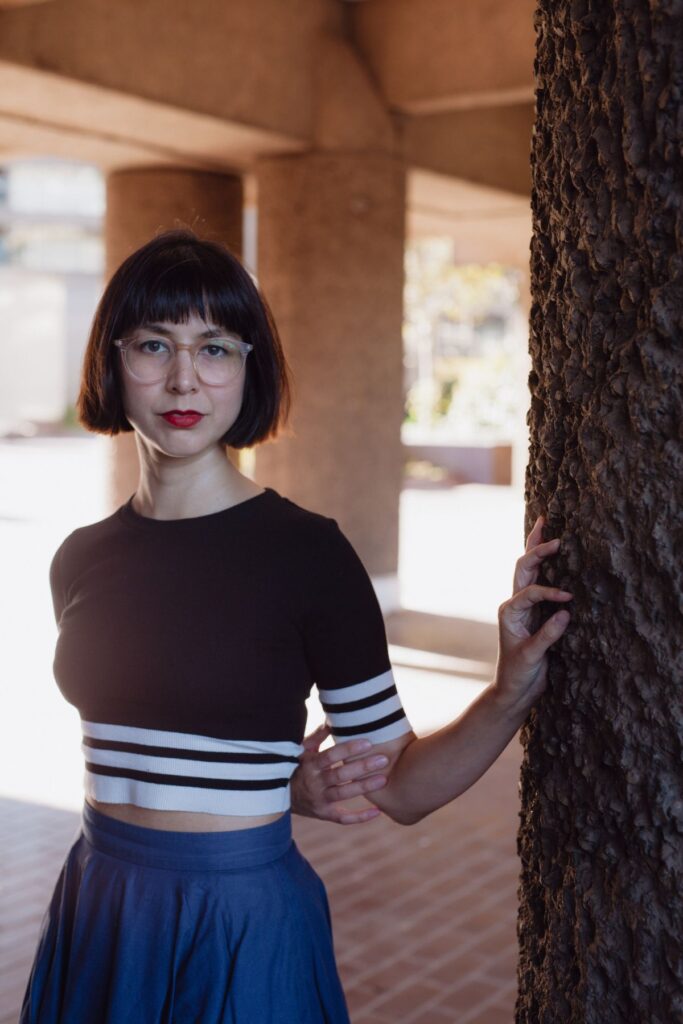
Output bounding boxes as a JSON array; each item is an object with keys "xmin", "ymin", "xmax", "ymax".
[{"xmin": 113, "ymin": 333, "xmax": 253, "ymax": 386}]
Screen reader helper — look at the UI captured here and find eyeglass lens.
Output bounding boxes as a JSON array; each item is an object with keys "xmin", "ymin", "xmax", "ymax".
[{"xmin": 123, "ymin": 338, "xmax": 246, "ymax": 385}]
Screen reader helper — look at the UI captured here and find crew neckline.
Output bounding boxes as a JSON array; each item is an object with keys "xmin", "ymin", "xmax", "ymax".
[{"xmin": 117, "ymin": 486, "xmax": 276, "ymax": 531}]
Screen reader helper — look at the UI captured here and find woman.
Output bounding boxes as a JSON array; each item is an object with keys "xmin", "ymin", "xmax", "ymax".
[{"xmin": 21, "ymin": 228, "xmax": 572, "ymax": 1023}]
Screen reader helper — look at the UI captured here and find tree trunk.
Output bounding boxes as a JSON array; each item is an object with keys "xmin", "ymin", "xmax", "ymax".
[{"xmin": 519, "ymin": 2, "xmax": 683, "ymax": 1022}]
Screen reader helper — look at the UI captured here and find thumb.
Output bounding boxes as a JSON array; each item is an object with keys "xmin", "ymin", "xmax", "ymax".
[{"xmin": 302, "ymin": 723, "xmax": 330, "ymax": 753}]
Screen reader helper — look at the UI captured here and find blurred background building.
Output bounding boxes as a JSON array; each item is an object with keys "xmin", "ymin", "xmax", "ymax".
[{"xmin": 0, "ymin": 159, "xmax": 103, "ymax": 434}]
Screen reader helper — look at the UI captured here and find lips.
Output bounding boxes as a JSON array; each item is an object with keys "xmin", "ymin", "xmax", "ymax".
[{"xmin": 161, "ymin": 411, "xmax": 204, "ymax": 428}]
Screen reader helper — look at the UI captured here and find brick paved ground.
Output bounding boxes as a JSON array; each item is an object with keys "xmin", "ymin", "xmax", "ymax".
[
  {"xmin": 0, "ymin": 734, "xmax": 521, "ymax": 1024},
  {"xmin": 296, "ymin": 736, "xmax": 522, "ymax": 1024}
]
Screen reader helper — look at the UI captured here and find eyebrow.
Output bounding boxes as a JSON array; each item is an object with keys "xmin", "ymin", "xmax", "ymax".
[{"xmin": 139, "ymin": 322, "xmax": 234, "ymax": 340}]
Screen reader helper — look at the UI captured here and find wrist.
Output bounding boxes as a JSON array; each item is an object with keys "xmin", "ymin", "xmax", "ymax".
[{"xmin": 488, "ymin": 680, "xmax": 534, "ymax": 724}]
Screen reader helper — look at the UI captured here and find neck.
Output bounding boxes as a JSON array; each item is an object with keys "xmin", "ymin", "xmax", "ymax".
[{"xmin": 132, "ymin": 437, "xmax": 258, "ymax": 520}]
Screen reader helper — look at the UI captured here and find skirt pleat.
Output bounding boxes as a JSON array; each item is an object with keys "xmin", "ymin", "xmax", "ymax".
[{"xmin": 20, "ymin": 804, "xmax": 350, "ymax": 1024}]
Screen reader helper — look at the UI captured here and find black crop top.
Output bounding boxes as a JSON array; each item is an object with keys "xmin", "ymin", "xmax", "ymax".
[{"xmin": 50, "ymin": 486, "xmax": 412, "ymax": 815}]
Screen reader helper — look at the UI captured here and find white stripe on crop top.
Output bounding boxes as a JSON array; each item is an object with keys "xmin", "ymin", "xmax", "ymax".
[{"xmin": 82, "ymin": 668, "xmax": 412, "ymax": 816}]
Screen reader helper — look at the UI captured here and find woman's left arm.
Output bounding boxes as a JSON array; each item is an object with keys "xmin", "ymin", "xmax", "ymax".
[{"xmin": 311, "ymin": 515, "xmax": 573, "ymax": 825}]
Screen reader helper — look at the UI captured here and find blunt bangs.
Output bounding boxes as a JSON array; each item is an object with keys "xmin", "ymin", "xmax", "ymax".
[
  {"xmin": 77, "ymin": 228, "xmax": 291, "ymax": 448},
  {"xmin": 109, "ymin": 244, "xmax": 263, "ymax": 344}
]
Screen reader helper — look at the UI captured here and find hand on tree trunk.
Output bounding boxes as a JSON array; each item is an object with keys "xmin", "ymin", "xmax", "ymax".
[{"xmin": 493, "ymin": 515, "xmax": 573, "ymax": 716}]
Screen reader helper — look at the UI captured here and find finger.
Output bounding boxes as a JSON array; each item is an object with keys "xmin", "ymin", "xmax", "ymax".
[
  {"xmin": 500, "ymin": 585, "xmax": 573, "ymax": 639},
  {"xmin": 506, "ymin": 583, "xmax": 573, "ymax": 613},
  {"xmin": 336, "ymin": 805, "xmax": 382, "ymax": 825},
  {"xmin": 316, "ymin": 737, "xmax": 374, "ymax": 770},
  {"xmin": 525, "ymin": 515, "xmax": 545, "ymax": 553},
  {"xmin": 520, "ymin": 608, "xmax": 571, "ymax": 665},
  {"xmin": 513, "ymin": 537, "xmax": 561, "ymax": 593},
  {"xmin": 323, "ymin": 755, "xmax": 389, "ymax": 786},
  {"xmin": 322, "ymin": 774, "xmax": 388, "ymax": 803},
  {"xmin": 301, "ymin": 723, "xmax": 330, "ymax": 753}
]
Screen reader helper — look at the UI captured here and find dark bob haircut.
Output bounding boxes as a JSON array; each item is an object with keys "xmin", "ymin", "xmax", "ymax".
[{"xmin": 78, "ymin": 228, "xmax": 291, "ymax": 448}]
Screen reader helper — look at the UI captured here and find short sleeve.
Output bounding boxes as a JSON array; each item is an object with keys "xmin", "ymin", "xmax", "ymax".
[
  {"xmin": 302, "ymin": 519, "xmax": 412, "ymax": 744},
  {"xmin": 49, "ymin": 542, "xmax": 67, "ymax": 626}
]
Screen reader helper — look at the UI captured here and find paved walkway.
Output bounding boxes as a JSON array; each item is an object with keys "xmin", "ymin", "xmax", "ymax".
[
  {"xmin": 297, "ymin": 731, "xmax": 522, "ymax": 1024},
  {"xmin": 1, "ymin": 436, "xmax": 526, "ymax": 1022}
]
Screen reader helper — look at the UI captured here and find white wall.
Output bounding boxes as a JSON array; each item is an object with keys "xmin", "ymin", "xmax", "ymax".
[
  {"xmin": 0, "ymin": 267, "xmax": 66, "ymax": 429},
  {"xmin": 0, "ymin": 267, "xmax": 101, "ymax": 432}
]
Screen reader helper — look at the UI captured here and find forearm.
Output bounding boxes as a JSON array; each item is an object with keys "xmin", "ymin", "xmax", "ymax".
[{"xmin": 369, "ymin": 683, "xmax": 530, "ymax": 825}]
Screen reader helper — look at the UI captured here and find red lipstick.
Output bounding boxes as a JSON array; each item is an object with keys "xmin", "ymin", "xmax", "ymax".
[{"xmin": 161, "ymin": 411, "xmax": 204, "ymax": 428}]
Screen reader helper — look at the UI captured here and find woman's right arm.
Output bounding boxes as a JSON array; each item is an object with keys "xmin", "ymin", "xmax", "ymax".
[{"xmin": 290, "ymin": 724, "xmax": 390, "ymax": 825}]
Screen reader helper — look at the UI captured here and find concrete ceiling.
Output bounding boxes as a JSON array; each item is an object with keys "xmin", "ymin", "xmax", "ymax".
[
  {"xmin": 350, "ymin": 0, "xmax": 536, "ymax": 114},
  {"xmin": 0, "ymin": 0, "xmax": 537, "ymax": 261}
]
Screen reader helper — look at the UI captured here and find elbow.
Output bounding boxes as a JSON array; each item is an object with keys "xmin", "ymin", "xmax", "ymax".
[
  {"xmin": 369, "ymin": 734, "xmax": 425, "ymax": 825},
  {"xmin": 369, "ymin": 790, "xmax": 425, "ymax": 825},
  {"xmin": 382, "ymin": 803, "xmax": 426, "ymax": 827}
]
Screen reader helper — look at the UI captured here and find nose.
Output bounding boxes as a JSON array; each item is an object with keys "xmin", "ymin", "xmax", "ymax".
[{"xmin": 165, "ymin": 348, "xmax": 199, "ymax": 393}]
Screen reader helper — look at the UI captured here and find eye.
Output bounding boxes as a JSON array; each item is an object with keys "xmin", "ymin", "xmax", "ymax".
[
  {"xmin": 202, "ymin": 341, "xmax": 237, "ymax": 358},
  {"xmin": 138, "ymin": 338, "xmax": 170, "ymax": 355}
]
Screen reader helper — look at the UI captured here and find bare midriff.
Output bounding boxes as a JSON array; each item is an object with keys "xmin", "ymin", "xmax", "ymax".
[{"xmin": 86, "ymin": 798, "xmax": 285, "ymax": 832}]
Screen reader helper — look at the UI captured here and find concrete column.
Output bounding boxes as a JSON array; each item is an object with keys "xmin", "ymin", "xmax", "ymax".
[
  {"xmin": 254, "ymin": 152, "xmax": 406, "ymax": 591},
  {"xmin": 104, "ymin": 167, "xmax": 243, "ymax": 509}
]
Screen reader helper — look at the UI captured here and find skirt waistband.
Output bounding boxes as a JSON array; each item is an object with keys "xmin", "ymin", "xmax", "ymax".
[{"xmin": 81, "ymin": 802, "xmax": 293, "ymax": 871}]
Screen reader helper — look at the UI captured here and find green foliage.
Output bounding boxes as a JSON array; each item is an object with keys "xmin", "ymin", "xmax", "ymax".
[
  {"xmin": 402, "ymin": 239, "xmax": 523, "ymax": 436},
  {"xmin": 62, "ymin": 404, "xmax": 79, "ymax": 429}
]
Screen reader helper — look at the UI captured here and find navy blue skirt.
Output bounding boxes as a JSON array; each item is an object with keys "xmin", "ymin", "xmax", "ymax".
[{"xmin": 20, "ymin": 804, "xmax": 350, "ymax": 1023}]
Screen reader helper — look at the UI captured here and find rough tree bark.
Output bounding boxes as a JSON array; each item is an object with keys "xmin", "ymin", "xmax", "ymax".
[{"xmin": 519, "ymin": 2, "xmax": 683, "ymax": 1022}]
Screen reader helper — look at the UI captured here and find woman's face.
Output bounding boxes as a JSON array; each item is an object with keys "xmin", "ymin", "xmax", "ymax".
[{"xmin": 117, "ymin": 312, "xmax": 247, "ymax": 459}]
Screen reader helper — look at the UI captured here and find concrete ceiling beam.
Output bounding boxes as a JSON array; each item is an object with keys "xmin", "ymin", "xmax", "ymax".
[
  {"xmin": 0, "ymin": 0, "xmax": 346, "ymax": 143},
  {"xmin": 0, "ymin": 62, "xmax": 307, "ymax": 171},
  {"xmin": 351, "ymin": 0, "xmax": 536, "ymax": 114},
  {"xmin": 402, "ymin": 103, "xmax": 535, "ymax": 198},
  {"xmin": 0, "ymin": 61, "xmax": 534, "ymax": 208}
]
